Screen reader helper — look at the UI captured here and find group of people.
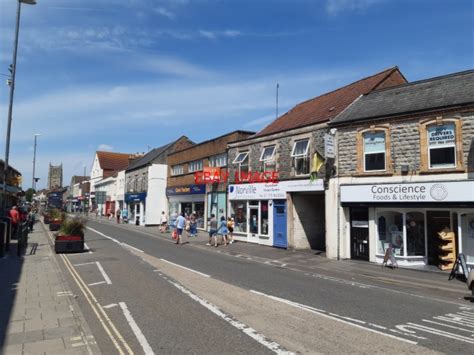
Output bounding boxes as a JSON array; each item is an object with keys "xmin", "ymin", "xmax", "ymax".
[
  {"xmin": 8, "ymin": 205, "xmax": 36, "ymax": 236},
  {"xmin": 163, "ymin": 211, "xmax": 234, "ymax": 246}
]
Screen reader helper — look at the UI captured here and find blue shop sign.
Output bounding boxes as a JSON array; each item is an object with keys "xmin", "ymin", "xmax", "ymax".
[
  {"xmin": 166, "ymin": 184, "xmax": 205, "ymax": 196},
  {"xmin": 125, "ymin": 192, "xmax": 147, "ymax": 202}
]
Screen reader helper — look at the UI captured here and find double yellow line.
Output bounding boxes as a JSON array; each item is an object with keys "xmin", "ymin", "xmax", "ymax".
[{"xmin": 44, "ymin": 224, "xmax": 134, "ymax": 354}]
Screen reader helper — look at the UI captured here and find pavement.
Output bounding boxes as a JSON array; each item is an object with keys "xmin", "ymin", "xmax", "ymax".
[{"xmin": 0, "ymin": 222, "xmax": 100, "ymax": 355}]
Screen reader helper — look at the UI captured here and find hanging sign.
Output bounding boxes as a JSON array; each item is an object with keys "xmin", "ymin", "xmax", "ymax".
[
  {"xmin": 427, "ymin": 124, "xmax": 455, "ymax": 147},
  {"xmin": 324, "ymin": 134, "xmax": 335, "ymax": 158}
]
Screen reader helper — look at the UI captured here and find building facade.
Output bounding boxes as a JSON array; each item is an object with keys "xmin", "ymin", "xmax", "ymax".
[
  {"xmin": 0, "ymin": 160, "xmax": 22, "ymax": 210},
  {"xmin": 226, "ymin": 67, "xmax": 407, "ymax": 249},
  {"xmin": 167, "ymin": 131, "xmax": 254, "ymax": 228},
  {"xmin": 47, "ymin": 163, "xmax": 63, "ymax": 190},
  {"xmin": 327, "ymin": 69, "xmax": 474, "ymax": 268}
]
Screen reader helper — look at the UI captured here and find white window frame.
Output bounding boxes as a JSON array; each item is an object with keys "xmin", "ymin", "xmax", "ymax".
[
  {"xmin": 171, "ymin": 165, "xmax": 184, "ymax": 176},
  {"xmin": 233, "ymin": 152, "xmax": 249, "ymax": 180},
  {"xmin": 209, "ymin": 153, "xmax": 227, "ymax": 167},
  {"xmin": 427, "ymin": 124, "xmax": 457, "ymax": 170},
  {"xmin": 260, "ymin": 146, "xmax": 276, "ymax": 162},
  {"xmin": 291, "ymin": 139, "xmax": 310, "ymax": 176},
  {"xmin": 363, "ymin": 132, "xmax": 386, "ymax": 172},
  {"xmin": 188, "ymin": 160, "xmax": 203, "ymax": 173}
]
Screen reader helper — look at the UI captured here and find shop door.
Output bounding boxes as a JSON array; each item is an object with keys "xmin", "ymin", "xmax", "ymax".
[
  {"xmin": 248, "ymin": 204, "xmax": 259, "ymax": 243},
  {"xmin": 273, "ymin": 200, "xmax": 287, "ymax": 248},
  {"xmin": 427, "ymin": 211, "xmax": 451, "ymax": 265},
  {"xmin": 350, "ymin": 207, "xmax": 369, "ymax": 261}
]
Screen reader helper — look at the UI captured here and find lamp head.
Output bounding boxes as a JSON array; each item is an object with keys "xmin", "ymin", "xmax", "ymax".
[{"xmin": 20, "ymin": 0, "xmax": 37, "ymax": 5}]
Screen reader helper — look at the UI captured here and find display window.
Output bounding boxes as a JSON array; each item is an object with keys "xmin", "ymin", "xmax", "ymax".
[
  {"xmin": 460, "ymin": 213, "xmax": 474, "ymax": 264},
  {"xmin": 231, "ymin": 201, "xmax": 247, "ymax": 233},
  {"xmin": 377, "ymin": 211, "xmax": 403, "ymax": 256},
  {"xmin": 260, "ymin": 201, "xmax": 269, "ymax": 235},
  {"xmin": 406, "ymin": 212, "xmax": 425, "ymax": 256},
  {"xmin": 194, "ymin": 202, "xmax": 205, "ymax": 228}
]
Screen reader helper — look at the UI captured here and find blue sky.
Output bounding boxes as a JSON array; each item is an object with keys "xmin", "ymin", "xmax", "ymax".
[{"xmin": 0, "ymin": 0, "xmax": 472, "ymax": 189}]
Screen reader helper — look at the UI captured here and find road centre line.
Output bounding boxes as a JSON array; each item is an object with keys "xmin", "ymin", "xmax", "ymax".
[
  {"xmin": 87, "ymin": 226, "xmax": 144, "ymax": 253},
  {"xmin": 166, "ymin": 279, "xmax": 293, "ymax": 355},
  {"xmin": 160, "ymin": 258, "xmax": 211, "ymax": 278},
  {"xmin": 96, "ymin": 261, "xmax": 112, "ymax": 285},
  {"xmin": 119, "ymin": 302, "xmax": 155, "ymax": 355},
  {"xmin": 249, "ymin": 290, "xmax": 417, "ymax": 345}
]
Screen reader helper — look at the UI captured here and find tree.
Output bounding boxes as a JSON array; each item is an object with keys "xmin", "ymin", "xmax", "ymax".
[{"xmin": 25, "ymin": 188, "xmax": 36, "ymax": 202}]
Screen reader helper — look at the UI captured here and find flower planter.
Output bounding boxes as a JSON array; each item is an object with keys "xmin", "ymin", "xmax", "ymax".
[
  {"xmin": 44, "ymin": 215, "xmax": 51, "ymax": 224},
  {"xmin": 55, "ymin": 235, "xmax": 84, "ymax": 253},
  {"xmin": 49, "ymin": 219, "xmax": 61, "ymax": 231}
]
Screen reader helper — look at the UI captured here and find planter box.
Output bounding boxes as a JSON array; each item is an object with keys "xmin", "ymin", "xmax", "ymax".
[
  {"xmin": 55, "ymin": 235, "xmax": 84, "ymax": 253},
  {"xmin": 44, "ymin": 215, "xmax": 51, "ymax": 224},
  {"xmin": 49, "ymin": 222, "xmax": 61, "ymax": 231}
]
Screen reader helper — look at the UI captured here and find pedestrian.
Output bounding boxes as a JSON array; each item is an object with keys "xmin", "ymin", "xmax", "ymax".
[
  {"xmin": 185, "ymin": 214, "xmax": 191, "ymax": 237},
  {"xmin": 159, "ymin": 211, "xmax": 168, "ymax": 233},
  {"xmin": 28, "ymin": 208, "xmax": 35, "ymax": 232},
  {"xmin": 207, "ymin": 214, "xmax": 218, "ymax": 247},
  {"xmin": 175, "ymin": 212, "xmax": 186, "ymax": 245},
  {"xmin": 227, "ymin": 217, "xmax": 235, "ymax": 244},
  {"xmin": 189, "ymin": 213, "xmax": 197, "ymax": 237},
  {"xmin": 116, "ymin": 208, "xmax": 121, "ymax": 224},
  {"xmin": 9, "ymin": 206, "xmax": 20, "ymax": 238},
  {"xmin": 122, "ymin": 209, "xmax": 129, "ymax": 224},
  {"xmin": 217, "ymin": 216, "xmax": 229, "ymax": 246}
]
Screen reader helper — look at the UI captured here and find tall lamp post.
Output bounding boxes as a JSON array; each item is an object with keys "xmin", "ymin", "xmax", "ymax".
[
  {"xmin": 2, "ymin": 0, "xmax": 37, "ymax": 214},
  {"xmin": 32, "ymin": 133, "xmax": 40, "ymax": 190}
]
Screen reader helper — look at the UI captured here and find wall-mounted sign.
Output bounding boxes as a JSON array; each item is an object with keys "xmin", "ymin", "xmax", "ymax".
[
  {"xmin": 124, "ymin": 192, "xmax": 147, "ymax": 202},
  {"xmin": 341, "ymin": 181, "xmax": 474, "ymax": 203},
  {"xmin": 324, "ymin": 134, "xmax": 335, "ymax": 159},
  {"xmin": 228, "ymin": 179, "xmax": 324, "ymax": 200},
  {"xmin": 195, "ymin": 170, "xmax": 279, "ymax": 185},
  {"xmin": 166, "ymin": 184, "xmax": 206, "ymax": 196}
]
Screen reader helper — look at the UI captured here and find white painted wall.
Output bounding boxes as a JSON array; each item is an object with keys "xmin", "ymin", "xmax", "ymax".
[{"xmin": 145, "ymin": 164, "xmax": 168, "ymax": 225}]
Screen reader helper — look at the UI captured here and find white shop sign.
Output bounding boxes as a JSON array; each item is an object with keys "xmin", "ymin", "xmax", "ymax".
[
  {"xmin": 341, "ymin": 181, "xmax": 474, "ymax": 203},
  {"xmin": 229, "ymin": 179, "xmax": 324, "ymax": 200},
  {"xmin": 324, "ymin": 133, "xmax": 335, "ymax": 158}
]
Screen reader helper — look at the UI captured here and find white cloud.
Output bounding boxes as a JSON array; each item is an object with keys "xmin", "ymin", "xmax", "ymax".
[
  {"xmin": 326, "ymin": 0, "xmax": 384, "ymax": 15},
  {"xmin": 98, "ymin": 144, "xmax": 114, "ymax": 151},
  {"xmin": 155, "ymin": 7, "xmax": 176, "ymax": 20},
  {"xmin": 199, "ymin": 29, "xmax": 241, "ymax": 40},
  {"xmin": 135, "ymin": 55, "xmax": 213, "ymax": 78}
]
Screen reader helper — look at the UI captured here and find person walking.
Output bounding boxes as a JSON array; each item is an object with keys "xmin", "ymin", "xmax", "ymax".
[
  {"xmin": 227, "ymin": 217, "xmax": 235, "ymax": 244},
  {"xmin": 175, "ymin": 212, "xmax": 186, "ymax": 245},
  {"xmin": 217, "ymin": 216, "xmax": 229, "ymax": 246},
  {"xmin": 159, "ymin": 211, "xmax": 168, "ymax": 233},
  {"xmin": 189, "ymin": 213, "xmax": 197, "ymax": 237},
  {"xmin": 9, "ymin": 206, "xmax": 20, "ymax": 238},
  {"xmin": 116, "ymin": 208, "xmax": 121, "ymax": 224},
  {"xmin": 207, "ymin": 214, "xmax": 218, "ymax": 247}
]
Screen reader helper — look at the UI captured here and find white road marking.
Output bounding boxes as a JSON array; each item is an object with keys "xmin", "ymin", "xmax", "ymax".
[
  {"xmin": 396, "ymin": 323, "xmax": 474, "ymax": 344},
  {"xmin": 167, "ymin": 280, "xmax": 293, "ymax": 354},
  {"xmin": 121, "ymin": 242, "xmax": 144, "ymax": 253},
  {"xmin": 74, "ymin": 262, "xmax": 96, "ymax": 266},
  {"xmin": 422, "ymin": 319, "xmax": 474, "ymax": 333},
  {"xmin": 56, "ymin": 291, "xmax": 73, "ymax": 295},
  {"xmin": 103, "ymin": 303, "xmax": 118, "ymax": 309},
  {"xmin": 160, "ymin": 258, "xmax": 210, "ymax": 278},
  {"xmin": 250, "ymin": 290, "xmax": 417, "ymax": 345},
  {"xmin": 119, "ymin": 302, "xmax": 155, "ymax": 355},
  {"xmin": 71, "ymin": 342, "xmax": 86, "ymax": 348},
  {"xmin": 84, "ymin": 242, "xmax": 93, "ymax": 254},
  {"xmin": 96, "ymin": 262, "xmax": 112, "ymax": 285},
  {"xmin": 88, "ymin": 281, "xmax": 106, "ymax": 286},
  {"xmin": 369, "ymin": 323, "xmax": 387, "ymax": 330}
]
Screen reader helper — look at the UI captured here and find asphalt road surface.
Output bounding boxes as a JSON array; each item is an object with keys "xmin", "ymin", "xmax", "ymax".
[{"xmin": 52, "ymin": 218, "xmax": 473, "ymax": 354}]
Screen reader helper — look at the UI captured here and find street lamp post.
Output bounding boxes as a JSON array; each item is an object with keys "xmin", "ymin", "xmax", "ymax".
[
  {"xmin": 1, "ymin": 0, "xmax": 37, "ymax": 214},
  {"xmin": 32, "ymin": 133, "xmax": 40, "ymax": 190}
]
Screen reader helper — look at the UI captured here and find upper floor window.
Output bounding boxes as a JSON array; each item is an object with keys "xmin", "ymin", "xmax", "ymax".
[
  {"xmin": 260, "ymin": 145, "xmax": 276, "ymax": 171},
  {"xmin": 363, "ymin": 132, "xmax": 386, "ymax": 171},
  {"xmin": 188, "ymin": 160, "xmax": 203, "ymax": 173},
  {"xmin": 291, "ymin": 139, "xmax": 310, "ymax": 175},
  {"xmin": 209, "ymin": 153, "xmax": 227, "ymax": 167},
  {"xmin": 171, "ymin": 165, "xmax": 184, "ymax": 176},
  {"xmin": 427, "ymin": 124, "xmax": 456, "ymax": 169},
  {"xmin": 233, "ymin": 152, "xmax": 249, "ymax": 179}
]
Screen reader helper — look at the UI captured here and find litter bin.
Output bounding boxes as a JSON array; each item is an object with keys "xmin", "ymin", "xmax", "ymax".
[
  {"xmin": 135, "ymin": 216, "xmax": 140, "ymax": 226},
  {"xmin": 0, "ymin": 222, "xmax": 6, "ymax": 258}
]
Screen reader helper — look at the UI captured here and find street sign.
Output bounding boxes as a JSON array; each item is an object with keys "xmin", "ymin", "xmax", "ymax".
[{"xmin": 324, "ymin": 133, "xmax": 335, "ymax": 158}]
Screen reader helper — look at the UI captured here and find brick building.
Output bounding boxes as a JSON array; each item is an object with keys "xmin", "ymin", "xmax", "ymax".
[
  {"xmin": 167, "ymin": 131, "xmax": 254, "ymax": 228},
  {"xmin": 227, "ymin": 67, "xmax": 407, "ymax": 249},
  {"xmin": 328, "ymin": 69, "xmax": 474, "ymax": 268}
]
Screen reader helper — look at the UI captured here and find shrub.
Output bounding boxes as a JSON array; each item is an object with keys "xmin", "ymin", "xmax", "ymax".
[{"xmin": 58, "ymin": 217, "xmax": 86, "ymax": 237}]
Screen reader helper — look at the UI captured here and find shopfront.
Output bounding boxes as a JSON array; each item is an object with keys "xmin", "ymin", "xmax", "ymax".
[
  {"xmin": 228, "ymin": 179, "xmax": 324, "ymax": 248},
  {"xmin": 166, "ymin": 184, "xmax": 206, "ymax": 228},
  {"xmin": 341, "ymin": 180, "xmax": 474, "ymax": 267},
  {"xmin": 125, "ymin": 192, "xmax": 147, "ymax": 225}
]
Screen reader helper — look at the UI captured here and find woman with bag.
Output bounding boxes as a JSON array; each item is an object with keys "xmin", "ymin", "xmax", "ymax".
[{"xmin": 217, "ymin": 216, "xmax": 229, "ymax": 247}]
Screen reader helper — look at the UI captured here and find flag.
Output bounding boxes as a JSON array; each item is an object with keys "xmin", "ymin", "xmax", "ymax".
[{"xmin": 310, "ymin": 151, "xmax": 325, "ymax": 182}]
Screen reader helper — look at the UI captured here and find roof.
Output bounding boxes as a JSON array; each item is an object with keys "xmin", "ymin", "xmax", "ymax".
[
  {"xmin": 331, "ymin": 69, "xmax": 474, "ymax": 125},
  {"xmin": 255, "ymin": 67, "xmax": 407, "ymax": 137},
  {"xmin": 96, "ymin": 151, "xmax": 134, "ymax": 171},
  {"xmin": 70, "ymin": 175, "xmax": 89, "ymax": 185},
  {"xmin": 0, "ymin": 160, "xmax": 21, "ymax": 176}
]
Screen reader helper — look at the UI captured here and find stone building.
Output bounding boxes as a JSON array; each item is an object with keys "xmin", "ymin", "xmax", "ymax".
[
  {"xmin": 47, "ymin": 163, "xmax": 63, "ymax": 190},
  {"xmin": 167, "ymin": 131, "xmax": 254, "ymax": 228},
  {"xmin": 0, "ymin": 159, "xmax": 22, "ymax": 209},
  {"xmin": 125, "ymin": 136, "xmax": 194, "ymax": 226},
  {"xmin": 328, "ymin": 69, "xmax": 474, "ymax": 268},
  {"xmin": 227, "ymin": 67, "xmax": 407, "ymax": 249}
]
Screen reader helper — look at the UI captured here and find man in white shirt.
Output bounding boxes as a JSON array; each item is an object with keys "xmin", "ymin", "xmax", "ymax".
[{"xmin": 175, "ymin": 212, "xmax": 186, "ymax": 245}]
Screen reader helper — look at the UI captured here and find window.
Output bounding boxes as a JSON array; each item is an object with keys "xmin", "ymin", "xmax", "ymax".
[
  {"xmin": 209, "ymin": 153, "xmax": 227, "ymax": 167},
  {"xmin": 230, "ymin": 201, "xmax": 247, "ymax": 233},
  {"xmin": 406, "ymin": 212, "xmax": 425, "ymax": 256},
  {"xmin": 363, "ymin": 132, "xmax": 386, "ymax": 171},
  {"xmin": 291, "ymin": 139, "xmax": 310, "ymax": 175},
  {"xmin": 188, "ymin": 160, "xmax": 203, "ymax": 173},
  {"xmin": 233, "ymin": 152, "xmax": 249, "ymax": 179},
  {"xmin": 427, "ymin": 124, "xmax": 456, "ymax": 169},
  {"xmin": 171, "ymin": 165, "xmax": 183, "ymax": 176},
  {"xmin": 377, "ymin": 211, "xmax": 403, "ymax": 256},
  {"xmin": 260, "ymin": 146, "xmax": 275, "ymax": 162}
]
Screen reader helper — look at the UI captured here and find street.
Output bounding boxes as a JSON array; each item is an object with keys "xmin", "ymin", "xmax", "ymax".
[{"xmin": 50, "ymin": 218, "xmax": 472, "ymax": 354}]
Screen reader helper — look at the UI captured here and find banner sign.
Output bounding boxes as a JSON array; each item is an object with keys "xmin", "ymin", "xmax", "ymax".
[
  {"xmin": 228, "ymin": 179, "xmax": 324, "ymax": 200},
  {"xmin": 166, "ymin": 184, "xmax": 206, "ymax": 196},
  {"xmin": 341, "ymin": 181, "xmax": 474, "ymax": 203},
  {"xmin": 124, "ymin": 192, "xmax": 147, "ymax": 203},
  {"xmin": 428, "ymin": 124, "xmax": 455, "ymax": 147}
]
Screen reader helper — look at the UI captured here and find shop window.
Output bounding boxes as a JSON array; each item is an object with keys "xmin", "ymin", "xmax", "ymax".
[
  {"xmin": 260, "ymin": 201, "xmax": 269, "ymax": 235},
  {"xmin": 233, "ymin": 152, "xmax": 249, "ymax": 180},
  {"xmin": 460, "ymin": 213, "xmax": 474, "ymax": 264},
  {"xmin": 291, "ymin": 139, "xmax": 310, "ymax": 175},
  {"xmin": 188, "ymin": 160, "xmax": 203, "ymax": 173},
  {"xmin": 209, "ymin": 153, "xmax": 227, "ymax": 167},
  {"xmin": 231, "ymin": 201, "xmax": 247, "ymax": 233},
  {"xmin": 171, "ymin": 165, "xmax": 184, "ymax": 176},
  {"xmin": 377, "ymin": 211, "xmax": 403, "ymax": 256},
  {"xmin": 420, "ymin": 118, "xmax": 463, "ymax": 171},
  {"xmin": 406, "ymin": 212, "xmax": 425, "ymax": 256},
  {"xmin": 249, "ymin": 205, "xmax": 259, "ymax": 234},
  {"xmin": 363, "ymin": 132, "xmax": 386, "ymax": 171}
]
